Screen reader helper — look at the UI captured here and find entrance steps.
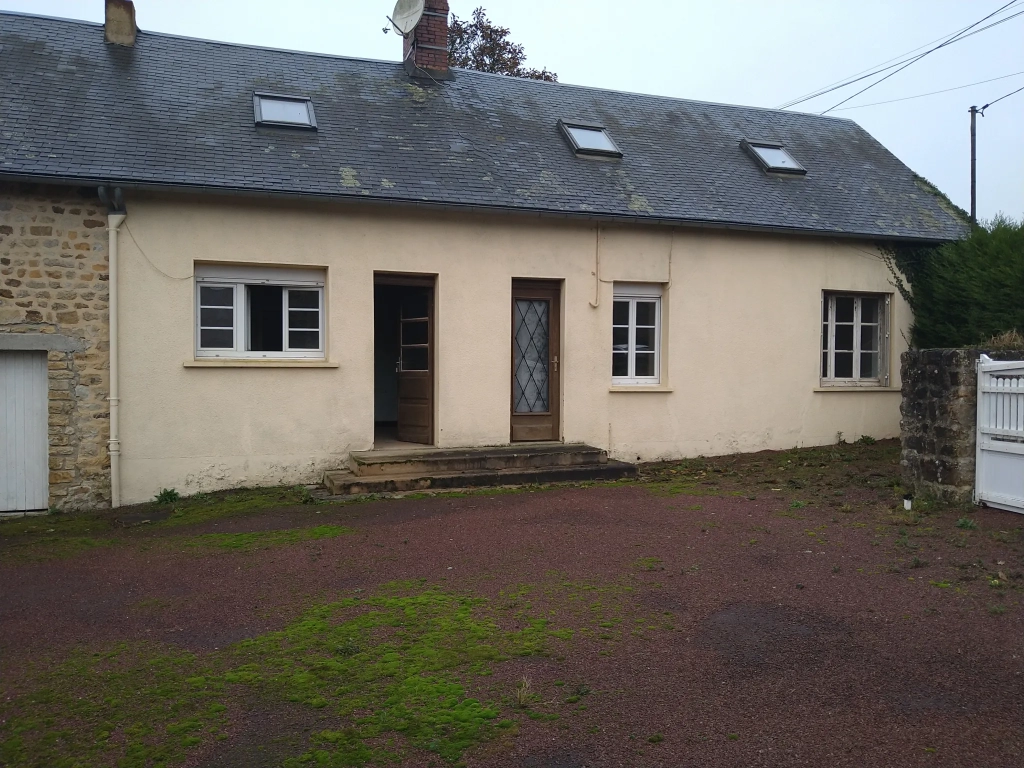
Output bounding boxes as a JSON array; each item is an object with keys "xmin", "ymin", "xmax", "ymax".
[{"xmin": 322, "ymin": 443, "xmax": 635, "ymax": 497}]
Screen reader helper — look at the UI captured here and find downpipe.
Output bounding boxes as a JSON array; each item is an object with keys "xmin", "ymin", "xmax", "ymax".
[{"xmin": 106, "ymin": 209, "xmax": 126, "ymax": 508}]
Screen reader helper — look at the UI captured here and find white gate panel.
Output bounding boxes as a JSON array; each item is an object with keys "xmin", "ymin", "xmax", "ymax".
[
  {"xmin": 976, "ymin": 355, "xmax": 1024, "ymax": 514},
  {"xmin": 1, "ymin": 351, "xmax": 50, "ymax": 512}
]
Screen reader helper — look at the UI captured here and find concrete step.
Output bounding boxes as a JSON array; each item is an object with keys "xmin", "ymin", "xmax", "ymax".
[
  {"xmin": 322, "ymin": 459, "xmax": 636, "ymax": 497},
  {"xmin": 348, "ymin": 442, "xmax": 608, "ymax": 477}
]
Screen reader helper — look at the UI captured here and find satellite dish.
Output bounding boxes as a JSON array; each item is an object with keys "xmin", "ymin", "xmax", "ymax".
[{"xmin": 390, "ymin": 0, "xmax": 425, "ymax": 36}]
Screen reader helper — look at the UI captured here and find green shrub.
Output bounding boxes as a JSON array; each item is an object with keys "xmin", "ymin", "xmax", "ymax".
[{"xmin": 884, "ymin": 215, "xmax": 1024, "ymax": 349}]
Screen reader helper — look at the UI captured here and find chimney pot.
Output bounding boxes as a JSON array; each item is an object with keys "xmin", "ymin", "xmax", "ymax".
[
  {"xmin": 403, "ymin": 0, "xmax": 451, "ymax": 80},
  {"xmin": 105, "ymin": 0, "xmax": 137, "ymax": 47}
]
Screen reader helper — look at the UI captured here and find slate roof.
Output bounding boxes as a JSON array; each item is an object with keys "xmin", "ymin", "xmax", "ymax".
[{"xmin": 0, "ymin": 13, "xmax": 966, "ymax": 242}]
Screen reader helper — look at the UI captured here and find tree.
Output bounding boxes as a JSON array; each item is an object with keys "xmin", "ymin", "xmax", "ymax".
[{"xmin": 448, "ymin": 7, "xmax": 557, "ymax": 82}]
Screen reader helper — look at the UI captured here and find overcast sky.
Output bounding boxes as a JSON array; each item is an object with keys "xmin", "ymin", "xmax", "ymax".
[{"xmin": 4, "ymin": 0, "xmax": 1022, "ymax": 221}]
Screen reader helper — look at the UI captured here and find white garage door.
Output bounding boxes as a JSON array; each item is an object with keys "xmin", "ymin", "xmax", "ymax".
[{"xmin": 1, "ymin": 351, "xmax": 49, "ymax": 512}]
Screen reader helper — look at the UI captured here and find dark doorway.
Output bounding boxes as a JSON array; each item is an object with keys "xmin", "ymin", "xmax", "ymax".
[
  {"xmin": 373, "ymin": 274, "xmax": 435, "ymax": 447},
  {"xmin": 511, "ymin": 279, "xmax": 561, "ymax": 442}
]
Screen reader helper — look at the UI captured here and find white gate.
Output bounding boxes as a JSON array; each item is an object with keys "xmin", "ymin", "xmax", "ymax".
[
  {"xmin": 975, "ymin": 354, "xmax": 1024, "ymax": 514},
  {"xmin": 1, "ymin": 350, "xmax": 50, "ymax": 512}
]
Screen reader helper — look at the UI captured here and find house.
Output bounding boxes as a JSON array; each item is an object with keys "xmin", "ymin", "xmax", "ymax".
[{"xmin": 0, "ymin": 1, "xmax": 965, "ymax": 511}]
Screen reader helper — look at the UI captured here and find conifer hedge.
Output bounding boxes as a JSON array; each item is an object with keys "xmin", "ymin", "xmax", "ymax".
[{"xmin": 885, "ymin": 216, "xmax": 1024, "ymax": 349}]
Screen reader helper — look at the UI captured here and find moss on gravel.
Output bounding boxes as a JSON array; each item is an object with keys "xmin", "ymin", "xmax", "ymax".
[
  {"xmin": 0, "ymin": 580, "xmax": 619, "ymax": 767},
  {"xmin": 180, "ymin": 524, "xmax": 356, "ymax": 552}
]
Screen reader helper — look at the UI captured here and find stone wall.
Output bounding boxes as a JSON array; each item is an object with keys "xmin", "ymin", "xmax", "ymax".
[
  {"xmin": 901, "ymin": 348, "xmax": 1024, "ymax": 503},
  {"xmin": 0, "ymin": 183, "xmax": 111, "ymax": 510}
]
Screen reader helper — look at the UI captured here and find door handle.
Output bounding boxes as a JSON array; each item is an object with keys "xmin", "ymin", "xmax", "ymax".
[
  {"xmin": 396, "ymin": 359, "xmax": 401, "ymax": 373},
  {"xmin": 552, "ymin": 355, "xmax": 559, "ymax": 372}
]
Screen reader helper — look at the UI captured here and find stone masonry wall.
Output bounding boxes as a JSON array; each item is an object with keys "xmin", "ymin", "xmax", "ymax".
[
  {"xmin": 901, "ymin": 348, "xmax": 1024, "ymax": 503},
  {"xmin": 0, "ymin": 183, "xmax": 111, "ymax": 510}
]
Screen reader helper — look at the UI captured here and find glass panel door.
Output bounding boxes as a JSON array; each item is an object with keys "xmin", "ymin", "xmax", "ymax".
[{"xmin": 513, "ymin": 299, "xmax": 550, "ymax": 413}]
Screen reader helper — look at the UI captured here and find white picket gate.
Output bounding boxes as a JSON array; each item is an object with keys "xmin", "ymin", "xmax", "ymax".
[{"xmin": 975, "ymin": 355, "xmax": 1024, "ymax": 514}]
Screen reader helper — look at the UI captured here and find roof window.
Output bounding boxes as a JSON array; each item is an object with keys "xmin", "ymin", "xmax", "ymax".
[
  {"xmin": 559, "ymin": 120, "xmax": 622, "ymax": 158},
  {"xmin": 253, "ymin": 93, "xmax": 317, "ymax": 129},
  {"xmin": 741, "ymin": 140, "xmax": 805, "ymax": 174}
]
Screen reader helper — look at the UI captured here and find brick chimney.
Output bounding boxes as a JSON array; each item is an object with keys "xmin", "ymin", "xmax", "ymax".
[
  {"xmin": 402, "ymin": 0, "xmax": 451, "ymax": 80},
  {"xmin": 104, "ymin": 0, "xmax": 137, "ymax": 46}
]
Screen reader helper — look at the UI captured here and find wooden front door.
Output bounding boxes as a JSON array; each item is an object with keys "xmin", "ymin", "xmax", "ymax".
[
  {"xmin": 510, "ymin": 279, "xmax": 561, "ymax": 442},
  {"xmin": 397, "ymin": 284, "xmax": 434, "ymax": 444}
]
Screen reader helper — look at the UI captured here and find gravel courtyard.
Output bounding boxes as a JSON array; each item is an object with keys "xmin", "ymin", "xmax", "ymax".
[{"xmin": 2, "ymin": 440, "xmax": 1022, "ymax": 768}]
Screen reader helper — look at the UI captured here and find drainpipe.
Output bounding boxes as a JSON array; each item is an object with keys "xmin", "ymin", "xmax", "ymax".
[{"xmin": 106, "ymin": 205, "xmax": 126, "ymax": 508}]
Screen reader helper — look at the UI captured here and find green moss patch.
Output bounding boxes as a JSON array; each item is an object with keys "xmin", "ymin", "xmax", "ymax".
[
  {"xmin": 0, "ymin": 581, "xmax": 600, "ymax": 767},
  {"xmin": 181, "ymin": 524, "xmax": 355, "ymax": 552}
]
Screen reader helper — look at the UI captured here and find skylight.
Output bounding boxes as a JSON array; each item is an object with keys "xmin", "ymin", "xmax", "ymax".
[
  {"xmin": 253, "ymin": 93, "xmax": 317, "ymax": 129},
  {"xmin": 742, "ymin": 140, "xmax": 805, "ymax": 174},
  {"xmin": 559, "ymin": 121, "xmax": 622, "ymax": 158}
]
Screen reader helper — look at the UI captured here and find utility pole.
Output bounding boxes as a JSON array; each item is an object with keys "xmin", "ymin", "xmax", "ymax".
[{"xmin": 969, "ymin": 105, "xmax": 980, "ymax": 226}]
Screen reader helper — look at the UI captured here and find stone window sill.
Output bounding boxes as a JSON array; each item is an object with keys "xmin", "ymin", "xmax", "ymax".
[
  {"xmin": 814, "ymin": 386, "xmax": 900, "ymax": 393},
  {"xmin": 609, "ymin": 385, "xmax": 674, "ymax": 393},
  {"xmin": 183, "ymin": 359, "xmax": 339, "ymax": 368}
]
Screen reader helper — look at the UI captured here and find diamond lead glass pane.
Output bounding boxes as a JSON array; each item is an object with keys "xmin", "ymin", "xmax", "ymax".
[
  {"xmin": 513, "ymin": 299, "xmax": 549, "ymax": 413},
  {"xmin": 566, "ymin": 126, "xmax": 618, "ymax": 153},
  {"xmin": 751, "ymin": 145, "xmax": 802, "ymax": 170},
  {"xmin": 259, "ymin": 97, "xmax": 311, "ymax": 125}
]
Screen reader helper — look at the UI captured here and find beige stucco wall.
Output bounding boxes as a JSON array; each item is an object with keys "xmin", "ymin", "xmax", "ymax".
[{"xmin": 116, "ymin": 193, "xmax": 908, "ymax": 503}]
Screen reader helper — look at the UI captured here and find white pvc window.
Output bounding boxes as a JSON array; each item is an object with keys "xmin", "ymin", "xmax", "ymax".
[
  {"xmin": 612, "ymin": 285, "xmax": 662, "ymax": 385},
  {"xmin": 821, "ymin": 293, "xmax": 889, "ymax": 386},
  {"xmin": 195, "ymin": 266, "xmax": 325, "ymax": 359}
]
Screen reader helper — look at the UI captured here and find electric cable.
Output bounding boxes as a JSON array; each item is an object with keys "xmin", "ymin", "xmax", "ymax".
[
  {"xmin": 832, "ymin": 70, "xmax": 1024, "ymax": 111},
  {"xmin": 819, "ymin": 2, "xmax": 1022, "ymax": 115}
]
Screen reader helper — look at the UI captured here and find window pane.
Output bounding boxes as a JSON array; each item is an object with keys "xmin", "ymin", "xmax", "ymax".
[
  {"xmin": 751, "ymin": 145, "xmax": 801, "ymax": 170},
  {"xmin": 612, "ymin": 352, "xmax": 628, "ymax": 377},
  {"xmin": 200, "ymin": 307, "xmax": 233, "ymax": 328},
  {"xmin": 822, "ymin": 351, "xmax": 828, "ymax": 378},
  {"xmin": 613, "ymin": 300, "xmax": 629, "ymax": 326},
  {"xmin": 822, "ymin": 300, "xmax": 829, "ymax": 323},
  {"xmin": 200, "ymin": 329, "xmax": 233, "ymax": 349},
  {"xmin": 288, "ymin": 290, "xmax": 319, "ymax": 309},
  {"xmin": 635, "ymin": 301, "xmax": 657, "ymax": 327},
  {"xmin": 566, "ymin": 125, "xmax": 617, "ymax": 152},
  {"xmin": 822, "ymin": 323, "xmax": 829, "ymax": 351},
  {"xmin": 612, "ymin": 326, "xmax": 629, "ymax": 350},
  {"xmin": 834, "ymin": 352, "xmax": 854, "ymax": 378},
  {"xmin": 834, "ymin": 324, "xmax": 854, "ymax": 351},
  {"xmin": 634, "ymin": 353, "xmax": 655, "ymax": 378},
  {"xmin": 403, "ymin": 346, "xmax": 428, "ymax": 371},
  {"xmin": 635, "ymin": 326, "xmax": 655, "ymax": 351},
  {"xmin": 861, "ymin": 352, "xmax": 879, "ymax": 379},
  {"xmin": 288, "ymin": 330, "xmax": 319, "ymax": 350},
  {"xmin": 860, "ymin": 325, "xmax": 878, "ymax": 352},
  {"xmin": 288, "ymin": 310, "xmax": 319, "ymax": 329},
  {"xmin": 259, "ymin": 97, "xmax": 311, "ymax": 125},
  {"xmin": 835, "ymin": 296, "xmax": 854, "ymax": 323},
  {"xmin": 402, "ymin": 320, "xmax": 428, "ymax": 345},
  {"xmin": 402, "ymin": 292, "xmax": 429, "ymax": 319},
  {"xmin": 248, "ymin": 285, "xmax": 283, "ymax": 352},
  {"xmin": 861, "ymin": 297, "xmax": 879, "ymax": 324},
  {"xmin": 200, "ymin": 286, "xmax": 233, "ymax": 307}
]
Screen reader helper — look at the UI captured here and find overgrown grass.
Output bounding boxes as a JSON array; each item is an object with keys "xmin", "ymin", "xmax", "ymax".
[{"xmin": 0, "ymin": 581, "xmax": 612, "ymax": 767}]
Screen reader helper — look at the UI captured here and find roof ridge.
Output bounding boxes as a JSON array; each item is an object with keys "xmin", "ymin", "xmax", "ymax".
[{"xmin": 0, "ymin": 10, "xmax": 853, "ymax": 125}]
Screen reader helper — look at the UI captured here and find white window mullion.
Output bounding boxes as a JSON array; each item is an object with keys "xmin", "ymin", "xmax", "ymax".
[
  {"xmin": 852, "ymin": 296, "xmax": 861, "ymax": 379},
  {"xmin": 628, "ymin": 299, "xmax": 637, "ymax": 379},
  {"xmin": 827, "ymin": 295, "xmax": 836, "ymax": 380}
]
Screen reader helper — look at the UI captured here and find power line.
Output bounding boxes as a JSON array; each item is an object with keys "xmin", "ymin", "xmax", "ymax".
[
  {"xmin": 819, "ymin": 1, "xmax": 1022, "ymax": 115},
  {"xmin": 832, "ymin": 70, "xmax": 1024, "ymax": 111},
  {"xmin": 982, "ymin": 83, "xmax": 1024, "ymax": 110},
  {"xmin": 776, "ymin": 2, "xmax": 1024, "ymax": 110}
]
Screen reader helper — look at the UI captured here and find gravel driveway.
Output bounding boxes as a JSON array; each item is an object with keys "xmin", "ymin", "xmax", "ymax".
[{"xmin": 2, "ymin": 440, "xmax": 1022, "ymax": 767}]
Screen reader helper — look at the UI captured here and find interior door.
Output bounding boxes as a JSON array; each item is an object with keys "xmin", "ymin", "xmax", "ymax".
[
  {"xmin": 397, "ymin": 285, "xmax": 434, "ymax": 444},
  {"xmin": 511, "ymin": 279, "xmax": 561, "ymax": 442}
]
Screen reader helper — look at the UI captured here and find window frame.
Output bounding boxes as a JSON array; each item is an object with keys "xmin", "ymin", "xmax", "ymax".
[
  {"xmin": 253, "ymin": 92, "xmax": 317, "ymax": 129},
  {"xmin": 195, "ymin": 269, "xmax": 325, "ymax": 360},
  {"xmin": 558, "ymin": 120, "xmax": 623, "ymax": 158},
  {"xmin": 741, "ymin": 139, "xmax": 806, "ymax": 175},
  {"xmin": 612, "ymin": 284, "xmax": 662, "ymax": 386},
  {"xmin": 820, "ymin": 292, "xmax": 890, "ymax": 387}
]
